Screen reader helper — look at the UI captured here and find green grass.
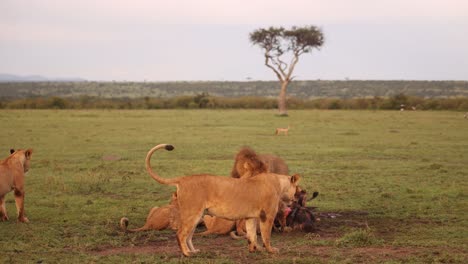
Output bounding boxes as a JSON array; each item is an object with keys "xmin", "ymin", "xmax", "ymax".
[{"xmin": 1, "ymin": 109, "xmax": 467, "ymax": 263}]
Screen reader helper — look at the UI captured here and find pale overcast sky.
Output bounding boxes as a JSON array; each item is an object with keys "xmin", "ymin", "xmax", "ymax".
[{"xmin": 1, "ymin": 0, "xmax": 467, "ymax": 81}]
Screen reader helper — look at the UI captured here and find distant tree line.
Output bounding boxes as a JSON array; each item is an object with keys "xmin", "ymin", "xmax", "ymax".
[
  {"xmin": 1, "ymin": 93, "xmax": 467, "ymax": 111},
  {"xmin": 1, "ymin": 80, "xmax": 468, "ymax": 99}
]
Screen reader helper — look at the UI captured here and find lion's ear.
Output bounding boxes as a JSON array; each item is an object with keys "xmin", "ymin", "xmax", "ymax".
[
  {"xmin": 10, "ymin": 149, "xmax": 15, "ymax": 154},
  {"xmin": 291, "ymin": 174, "xmax": 300, "ymax": 184},
  {"xmin": 25, "ymin": 149, "xmax": 33, "ymax": 159}
]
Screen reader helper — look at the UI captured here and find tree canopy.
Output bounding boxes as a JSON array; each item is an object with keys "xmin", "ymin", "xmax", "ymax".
[{"xmin": 250, "ymin": 25, "xmax": 324, "ymax": 115}]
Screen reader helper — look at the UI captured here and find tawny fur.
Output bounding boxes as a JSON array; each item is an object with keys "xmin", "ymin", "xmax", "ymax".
[
  {"xmin": 230, "ymin": 147, "xmax": 288, "ymax": 178},
  {"xmin": 275, "ymin": 125, "xmax": 290, "ymax": 136},
  {"xmin": 229, "ymin": 186, "xmax": 305, "ymax": 239},
  {"xmin": 196, "ymin": 215, "xmax": 236, "ymax": 236},
  {"xmin": 201, "ymin": 147, "xmax": 291, "ymax": 238},
  {"xmin": 145, "ymin": 144, "xmax": 300, "ymax": 256},
  {"xmin": 120, "ymin": 192, "xmax": 179, "ymax": 232},
  {"xmin": 0, "ymin": 148, "xmax": 33, "ymax": 223},
  {"xmin": 196, "ymin": 146, "xmax": 270, "ymax": 237},
  {"xmin": 197, "ymin": 216, "xmax": 253, "ymax": 239},
  {"xmin": 197, "ymin": 147, "xmax": 297, "ymax": 237}
]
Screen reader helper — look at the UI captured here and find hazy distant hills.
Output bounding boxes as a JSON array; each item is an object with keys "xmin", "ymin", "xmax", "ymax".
[
  {"xmin": 0, "ymin": 78, "xmax": 467, "ymax": 99},
  {"xmin": 0, "ymin": 73, "xmax": 86, "ymax": 82}
]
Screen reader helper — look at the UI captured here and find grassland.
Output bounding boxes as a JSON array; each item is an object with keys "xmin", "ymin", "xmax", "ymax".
[{"xmin": 0, "ymin": 109, "xmax": 467, "ymax": 263}]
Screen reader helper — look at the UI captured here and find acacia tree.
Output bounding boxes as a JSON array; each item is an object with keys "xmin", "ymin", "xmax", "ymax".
[{"xmin": 250, "ymin": 26, "xmax": 324, "ymax": 116}]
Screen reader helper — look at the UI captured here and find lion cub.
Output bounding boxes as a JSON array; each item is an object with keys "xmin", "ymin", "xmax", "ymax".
[
  {"xmin": 0, "ymin": 148, "xmax": 33, "ymax": 222},
  {"xmin": 145, "ymin": 144, "xmax": 300, "ymax": 256}
]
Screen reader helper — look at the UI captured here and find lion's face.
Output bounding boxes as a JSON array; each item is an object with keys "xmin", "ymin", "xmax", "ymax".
[
  {"xmin": 24, "ymin": 160, "xmax": 31, "ymax": 173},
  {"xmin": 281, "ymin": 174, "xmax": 301, "ymax": 205},
  {"xmin": 7, "ymin": 149, "xmax": 32, "ymax": 173},
  {"xmin": 21, "ymin": 149, "xmax": 33, "ymax": 173}
]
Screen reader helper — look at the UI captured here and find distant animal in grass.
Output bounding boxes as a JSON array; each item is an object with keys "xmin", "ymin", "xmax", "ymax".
[{"xmin": 275, "ymin": 125, "xmax": 290, "ymax": 136}]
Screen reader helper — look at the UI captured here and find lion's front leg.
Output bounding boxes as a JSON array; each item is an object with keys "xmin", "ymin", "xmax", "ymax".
[
  {"xmin": 14, "ymin": 189, "xmax": 28, "ymax": 223},
  {"xmin": 0, "ymin": 195, "xmax": 9, "ymax": 221},
  {"xmin": 245, "ymin": 218, "xmax": 259, "ymax": 252}
]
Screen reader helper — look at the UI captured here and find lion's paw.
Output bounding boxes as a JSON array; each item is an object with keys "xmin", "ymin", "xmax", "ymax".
[
  {"xmin": 18, "ymin": 217, "xmax": 29, "ymax": 223},
  {"xmin": 267, "ymin": 247, "xmax": 279, "ymax": 254}
]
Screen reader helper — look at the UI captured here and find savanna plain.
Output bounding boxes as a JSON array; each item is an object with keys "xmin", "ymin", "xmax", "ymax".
[{"xmin": 0, "ymin": 109, "xmax": 467, "ymax": 263}]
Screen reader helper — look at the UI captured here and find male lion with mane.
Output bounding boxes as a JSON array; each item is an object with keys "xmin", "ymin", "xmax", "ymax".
[
  {"xmin": 231, "ymin": 147, "xmax": 288, "ymax": 178},
  {"xmin": 0, "ymin": 148, "xmax": 33, "ymax": 223},
  {"xmin": 145, "ymin": 144, "xmax": 300, "ymax": 256}
]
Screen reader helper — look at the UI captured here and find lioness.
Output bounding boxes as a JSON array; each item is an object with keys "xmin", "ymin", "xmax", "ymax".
[
  {"xmin": 233, "ymin": 147, "xmax": 291, "ymax": 233},
  {"xmin": 200, "ymin": 147, "xmax": 291, "ymax": 237},
  {"xmin": 120, "ymin": 192, "xmax": 179, "ymax": 232},
  {"xmin": 145, "ymin": 144, "xmax": 300, "ymax": 256},
  {"xmin": 0, "ymin": 148, "xmax": 33, "ymax": 223}
]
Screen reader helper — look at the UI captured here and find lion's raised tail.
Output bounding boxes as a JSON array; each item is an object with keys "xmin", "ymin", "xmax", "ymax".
[{"xmin": 145, "ymin": 144, "xmax": 178, "ymax": 185}]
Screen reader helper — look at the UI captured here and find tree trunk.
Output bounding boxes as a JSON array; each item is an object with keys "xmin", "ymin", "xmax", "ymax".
[{"xmin": 278, "ymin": 80, "xmax": 289, "ymax": 116}]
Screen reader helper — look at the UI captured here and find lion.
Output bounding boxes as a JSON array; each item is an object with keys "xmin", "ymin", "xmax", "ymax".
[
  {"xmin": 234, "ymin": 147, "xmax": 291, "ymax": 232},
  {"xmin": 230, "ymin": 147, "xmax": 288, "ymax": 178},
  {"xmin": 196, "ymin": 215, "xmax": 236, "ymax": 236},
  {"xmin": 196, "ymin": 147, "xmax": 290, "ymax": 237},
  {"xmin": 145, "ymin": 144, "xmax": 300, "ymax": 256},
  {"xmin": 229, "ymin": 187, "xmax": 303, "ymax": 240},
  {"xmin": 120, "ymin": 192, "xmax": 179, "ymax": 233},
  {"xmin": 0, "ymin": 148, "xmax": 33, "ymax": 223}
]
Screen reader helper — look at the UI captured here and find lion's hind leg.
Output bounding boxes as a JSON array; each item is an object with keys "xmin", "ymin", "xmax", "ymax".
[
  {"xmin": 259, "ymin": 215, "xmax": 278, "ymax": 253},
  {"xmin": 245, "ymin": 218, "xmax": 259, "ymax": 252},
  {"xmin": 0, "ymin": 195, "xmax": 8, "ymax": 221},
  {"xmin": 177, "ymin": 210, "xmax": 204, "ymax": 256},
  {"xmin": 186, "ymin": 223, "xmax": 200, "ymax": 254}
]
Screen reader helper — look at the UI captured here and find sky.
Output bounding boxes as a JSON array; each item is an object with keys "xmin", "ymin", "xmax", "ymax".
[{"xmin": 1, "ymin": 0, "xmax": 467, "ymax": 81}]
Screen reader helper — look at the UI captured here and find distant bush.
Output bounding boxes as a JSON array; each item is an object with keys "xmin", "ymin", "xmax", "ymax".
[{"xmin": 0, "ymin": 93, "xmax": 467, "ymax": 110}]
